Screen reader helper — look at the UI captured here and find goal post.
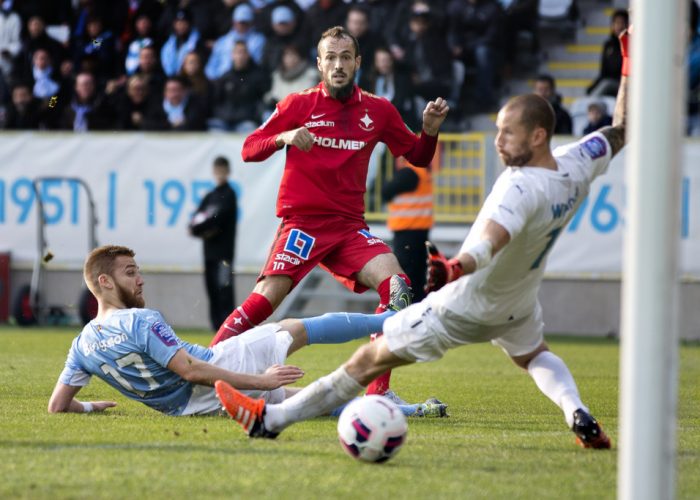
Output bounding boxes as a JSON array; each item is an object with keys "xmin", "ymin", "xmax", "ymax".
[{"xmin": 618, "ymin": 1, "xmax": 686, "ymax": 499}]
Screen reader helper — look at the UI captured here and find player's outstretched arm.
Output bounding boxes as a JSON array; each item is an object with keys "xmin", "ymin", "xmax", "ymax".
[
  {"xmin": 599, "ymin": 27, "xmax": 631, "ymax": 157},
  {"xmin": 48, "ymin": 381, "xmax": 117, "ymax": 414},
  {"xmin": 167, "ymin": 349, "xmax": 304, "ymax": 391},
  {"xmin": 425, "ymin": 220, "xmax": 511, "ymax": 293}
]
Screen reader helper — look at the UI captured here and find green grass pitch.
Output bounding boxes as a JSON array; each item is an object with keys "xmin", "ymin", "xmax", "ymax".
[{"xmin": 1, "ymin": 326, "xmax": 698, "ymax": 499}]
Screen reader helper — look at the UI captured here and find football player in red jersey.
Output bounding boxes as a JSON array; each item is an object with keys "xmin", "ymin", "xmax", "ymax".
[{"xmin": 211, "ymin": 26, "xmax": 448, "ymax": 400}]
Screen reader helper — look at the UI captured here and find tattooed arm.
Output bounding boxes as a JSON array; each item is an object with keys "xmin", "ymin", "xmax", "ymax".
[
  {"xmin": 599, "ymin": 26, "xmax": 630, "ymax": 158},
  {"xmin": 598, "ymin": 75, "xmax": 627, "ymax": 158}
]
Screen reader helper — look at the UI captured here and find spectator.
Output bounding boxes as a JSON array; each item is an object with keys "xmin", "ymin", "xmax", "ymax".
[
  {"xmin": 403, "ymin": 4, "xmax": 452, "ymax": 105},
  {"xmin": 359, "ymin": 46, "xmax": 418, "ymax": 130},
  {"xmin": 385, "ymin": 0, "xmax": 447, "ymax": 63},
  {"xmin": 160, "ymin": 8, "xmax": 204, "ymax": 77},
  {"xmin": 501, "ymin": 0, "xmax": 539, "ymax": 77},
  {"xmin": 302, "ymin": 0, "xmax": 349, "ymax": 58},
  {"xmin": 205, "ymin": 3, "xmax": 266, "ymax": 79},
  {"xmin": 582, "ymin": 101, "xmax": 612, "ymax": 135},
  {"xmin": 533, "ymin": 74, "xmax": 573, "ymax": 135},
  {"xmin": 189, "ymin": 156, "xmax": 238, "ymax": 331},
  {"xmin": 134, "ymin": 44, "xmax": 166, "ymax": 100},
  {"xmin": 117, "ymin": 0, "xmax": 163, "ymax": 48},
  {"xmin": 111, "ymin": 74, "xmax": 151, "ymax": 130},
  {"xmin": 144, "ymin": 75, "xmax": 207, "ymax": 131},
  {"xmin": 178, "ymin": 51, "xmax": 213, "ymax": 112},
  {"xmin": 263, "ymin": 43, "xmax": 318, "ymax": 111},
  {"xmin": 209, "ymin": 41, "xmax": 270, "ymax": 132},
  {"xmin": 4, "ymin": 81, "xmax": 45, "ymax": 129},
  {"xmin": 345, "ymin": 5, "xmax": 385, "ymax": 81},
  {"xmin": 157, "ymin": 0, "xmax": 224, "ymax": 47},
  {"xmin": 124, "ymin": 14, "xmax": 155, "ymax": 76},
  {"xmin": 57, "ymin": 72, "xmax": 114, "ymax": 131},
  {"xmin": 260, "ymin": 5, "xmax": 307, "ymax": 72},
  {"xmin": 0, "ymin": 3, "xmax": 21, "ymax": 78},
  {"xmin": 586, "ymin": 9, "xmax": 628, "ymax": 97},
  {"xmin": 447, "ymin": 0, "xmax": 505, "ymax": 111},
  {"xmin": 28, "ymin": 48, "xmax": 63, "ymax": 101},
  {"xmin": 72, "ymin": 15, "xmax": 118, "ymax": 79},
  {"xmin": 13, "ymin": 15, "xmax": 67, "ymax": 81},
  {"xmin": 255, "ymin": 0, "xmax": 305, "ymax": 37}
]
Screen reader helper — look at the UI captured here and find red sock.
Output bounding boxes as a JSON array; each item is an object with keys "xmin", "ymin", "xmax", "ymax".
[
  {"xmin": 365, "ymin": 274, "xmax": 410, "ymax": 395},
  {"xmin": 209, "ymin": 293, "xmax": 273, "ymax": 347}
]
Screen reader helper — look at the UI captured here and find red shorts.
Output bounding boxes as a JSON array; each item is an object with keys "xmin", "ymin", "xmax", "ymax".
[{"xmin": 259, "ymin": 215, "xmax": 392, "ymax": 293}]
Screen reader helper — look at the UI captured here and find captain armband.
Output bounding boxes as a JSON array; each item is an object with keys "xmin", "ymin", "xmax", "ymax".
[{"xmin": 464, "ymin": 239, "xmax": 493, "ymax": 271}]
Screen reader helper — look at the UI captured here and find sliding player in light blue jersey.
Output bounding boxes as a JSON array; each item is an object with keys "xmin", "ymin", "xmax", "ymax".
[{"xmin": 48, "ymin": 245, "xmax": 447, "ymax": 418}]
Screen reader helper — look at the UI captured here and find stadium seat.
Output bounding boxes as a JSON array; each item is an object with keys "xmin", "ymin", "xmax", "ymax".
[
  {"xmin": 569, "ymin": 95, "xmax": 617, "ymax": 136},
  {"xmin": 539, "ymin": 0, "xmax": 579, "ymax": 40}
]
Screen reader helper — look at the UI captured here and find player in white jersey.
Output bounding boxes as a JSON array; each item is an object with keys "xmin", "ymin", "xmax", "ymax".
[
  {"xmin": 213, "ymin": 28, "xmax": 631, "ymax": 448},
  {"xmin": 48, "ymin": 245, "xmax": 448, "ymax": 418}
]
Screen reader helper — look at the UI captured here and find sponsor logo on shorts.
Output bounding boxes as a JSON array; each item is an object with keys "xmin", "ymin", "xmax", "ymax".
[
  {"xmin": 274, "ymin": 253, "xmax": 301, "ymax": 266},
  {"xmin": 151, "ymin": 322, "xmax": 178, "ymax": 346},
  {"xmin": 580, "ymin": 136, "xmax": 607, "ymax": 159},
  {"xmin": 358, "ymin": 228, "xmax": 383, "ymax": 246},
  {"xmin": 284, "ymin": 229, "xmax": 315, "ymax": 260}
]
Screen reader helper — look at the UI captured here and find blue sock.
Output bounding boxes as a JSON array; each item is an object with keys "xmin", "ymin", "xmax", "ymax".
[
  {"xmin": 304, "ymin": 311, "xmax": 394, "ymax": 345},
  {"xmin": 329, "ymin": 398, "xmax": 421, "ymax": 417}
]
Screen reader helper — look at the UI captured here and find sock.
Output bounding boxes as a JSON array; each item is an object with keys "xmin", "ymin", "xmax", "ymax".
[
  {"xmin": 209, "ymin": 293, "xmax": 273, "ymax": 347},
  {"xmin": 527, "ymin": 351, "xmax": 588, "ymax": 428},
  {"xmin": 365, "ymin": 274, "xmax": 410, "ymax": 395},
  {"xmin": 264, "ymin": 366, "xmax": 364, "ymax": 432},
  {"xmin": 304, "ymin": 311, "xmax": 394, "ymax": 345},
  {"xmin": 329, "ymin": 398, "xmax": 421, "ymax": 417}
]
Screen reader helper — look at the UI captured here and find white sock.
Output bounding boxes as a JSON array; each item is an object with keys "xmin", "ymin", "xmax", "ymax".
[
  {"xmin": 264, "ymin": 366, "xmax": 364, "ymax": 432},
  {"xmin": 527, "ymin": 351, "xmax": 588, "ymax": 428}
]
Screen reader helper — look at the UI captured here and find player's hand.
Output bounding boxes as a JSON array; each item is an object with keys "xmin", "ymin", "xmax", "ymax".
[
  {"xmin": 422, "ymin": 97, "xmax": 449, "ymax": 136},
  {"xmin": 425, "ymin": 241, "xmax": 463, "ymax": 294},
  {"xmin": 619, "ymin": 25, "xmax": 632, "ymax": 77},
  {"xmin": 278, "ymin": 127, "xmax": 315, "ymax": 152},
  {"xmin": 91, "ymin": 401, "xmax": 118, "ymax": 412},
  {"xmin": 260, "ymin": 364, "xmax": 305, "ymax": 390}
]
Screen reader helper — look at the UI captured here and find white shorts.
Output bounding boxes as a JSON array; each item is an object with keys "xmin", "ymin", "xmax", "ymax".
[
  {"xmin": 181, "ymin": 323, "xmax": 293, "ymax": 416},
  {"xmin": 384, "ymin": 300, "xmax": 544, "ymax": 362}
]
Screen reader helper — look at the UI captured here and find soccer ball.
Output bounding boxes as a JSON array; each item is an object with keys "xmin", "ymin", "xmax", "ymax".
[{"xmin": 337, "ymin": 395, "xmax": 408, "ymax": 463}]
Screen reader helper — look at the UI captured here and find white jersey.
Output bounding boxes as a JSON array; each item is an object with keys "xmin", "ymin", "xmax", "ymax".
[{"xmin": 429, "ymin": 132, "xmax": 612, "ymax": 325}]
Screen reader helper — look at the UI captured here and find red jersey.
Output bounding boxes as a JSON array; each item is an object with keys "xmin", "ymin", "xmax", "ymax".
[{"xmin": 242, "ymin": 82, "xmax": 437, "ymax": 221}]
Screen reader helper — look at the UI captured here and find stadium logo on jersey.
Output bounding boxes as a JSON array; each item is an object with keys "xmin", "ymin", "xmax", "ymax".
[
  {"xmin": 312, "ymin": 135, "xmax": 366, "ymax": 150},
  {"xmin": 580, "ymin": 136, "xmax": 607, "ymax": 159},
  {"xmin": 151, "ymin": 322, "xmax": 178, "ymax": 347},
  {"xmin": 304, "ymin": 120, "xmax": 335, "ymax": 128},
  {"xmin": 284, "ymin": 229, "xmax": 315, "ymax": 260},
  {"xmin": 359, "ymin": 112, "xmax": 374, "ymax": 131},
  {"xmin": 358, "ymin": 228, "xmax": 383, "ymax": 245}
]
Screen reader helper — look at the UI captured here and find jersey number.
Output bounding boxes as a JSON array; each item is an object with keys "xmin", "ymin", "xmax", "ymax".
[
  {"xmin": 530, "ymin": 227, "xmax": 563, "ymax": 270},
  {"xmin": 100, "ymin": 353, "xmax": 160, "ymax": 397}
]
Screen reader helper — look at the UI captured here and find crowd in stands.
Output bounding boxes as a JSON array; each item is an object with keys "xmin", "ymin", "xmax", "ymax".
[{"xmin": 0, "ymin": 0, "xmax": 548, "ymax": 132}]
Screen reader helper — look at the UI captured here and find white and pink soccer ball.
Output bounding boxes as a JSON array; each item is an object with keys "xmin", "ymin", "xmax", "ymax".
[{"xmin": 337, "ymin": 395, "xmax": 408, "ymax": 463}]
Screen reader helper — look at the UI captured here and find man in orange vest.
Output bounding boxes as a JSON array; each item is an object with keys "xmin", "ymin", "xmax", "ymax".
[{"xmin": 382, "ymin": 160, "xmax": 433, "ymax": 301}]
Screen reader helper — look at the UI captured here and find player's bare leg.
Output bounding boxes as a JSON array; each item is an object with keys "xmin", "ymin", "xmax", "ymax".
[
  {"xmin": 216, "ymin": 336, "xmax": 412, "ymax": 437},
  {"xmin": 356, "ymin": 253, "xmax": 410, "ymax": 399},
  {"xmin": 210, "ymin": 275, "xmax": 292, "ymax": 346},
  {"xmin": 513, "ymin": 342, "xmax": 611, "ymax": 449}
]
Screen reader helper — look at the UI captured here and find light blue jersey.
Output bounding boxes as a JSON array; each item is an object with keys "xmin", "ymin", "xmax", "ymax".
[{"xmin": 58, "ymin": 308, "xmax": 212, "ymax": 416}]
